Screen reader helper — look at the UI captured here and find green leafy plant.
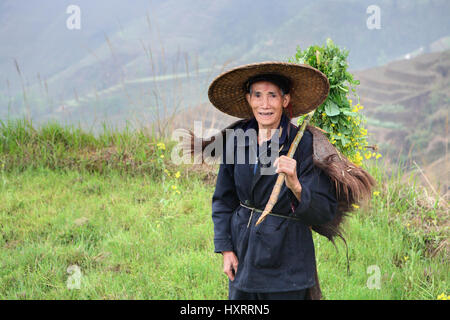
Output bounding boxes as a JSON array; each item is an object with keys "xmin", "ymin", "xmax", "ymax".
[{"xmin": 290, "ymin": 38, "xmax": 381, "ymax": 166}]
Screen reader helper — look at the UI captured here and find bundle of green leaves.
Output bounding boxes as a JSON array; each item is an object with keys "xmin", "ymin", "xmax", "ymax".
[{"xmin": 290, "ymin": 38, "xmax": 381, "ymax": 166}]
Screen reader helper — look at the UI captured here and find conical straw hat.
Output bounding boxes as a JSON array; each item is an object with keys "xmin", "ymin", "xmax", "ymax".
[{"xmin": 208, "ymin": 61, "xmax": 329, "ymax": 119}]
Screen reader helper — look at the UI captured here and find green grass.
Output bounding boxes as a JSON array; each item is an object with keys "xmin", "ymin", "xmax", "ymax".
[
  {"xmin": 0, "ymin": 167, "xmax": 224, "ymax": 299},
  {"xmin": 0, "ymin": 118, "xmax": 448, "ymax": 299},
  {"xmin": 0, "ymin": 117, "xmax": 170, "ymax": 178}
]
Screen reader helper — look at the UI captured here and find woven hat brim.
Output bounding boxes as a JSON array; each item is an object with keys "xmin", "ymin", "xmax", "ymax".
[{"xmin": 208, "ymin": 62, "xmax": 329, "ymax": 119}]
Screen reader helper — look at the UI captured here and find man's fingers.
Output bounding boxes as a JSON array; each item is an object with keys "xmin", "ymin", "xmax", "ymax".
[
  {"xmin": 273, "ymin": 157, "xmax": 279, "ymax": 167},
  {"xmin": 274, "ymin": 156, "xmax": 296, "ymax": 168},
  {"xmin": 225, "ymin": 270, "xmax": 234, "ymax": 281},
  {"xmin": 224, "ymin": 265, "xmax": 236, "ymax": 281},
  {"xmin": 223, "ymin": 254, "xmax": 238, "ymax": 281},
  {"xmin": 276, "ymin": 161, "xmax": 296, "ymax": 175}
]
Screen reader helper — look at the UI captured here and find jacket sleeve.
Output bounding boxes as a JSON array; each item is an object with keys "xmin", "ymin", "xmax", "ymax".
[
  {"xmin": 212, "ymin": 161, "xmax": 240, "ymax": 253},
  {"xmin": 288, "ymin": 131, "xmax": 337, "ymax": 226}
]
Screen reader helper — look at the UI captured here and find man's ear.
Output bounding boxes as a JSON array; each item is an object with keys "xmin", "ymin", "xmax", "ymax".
[
  {"xmin": 282, "ymin": 94, "xmax": 291, "ymax": 108},
  {"xmin": 245, "ymin": 93, "xmax": 251, "ymax": 105}
]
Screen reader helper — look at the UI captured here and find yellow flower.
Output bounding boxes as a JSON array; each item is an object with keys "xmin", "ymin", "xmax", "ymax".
[
  {"xmin": 353, "ymin": 151, "xmax": 363, "ymax": 166},
  {"xmin": 171, "ymin": 185, "xmax": 181, "ymax": 195},
  {"xmin": 164, "ymin": 169, "xmax": 170, "ymax": 176},
  {"xmin": 437, "ymin": 293, "xmax": 448, "ymax": 300},
  {"xmin": 157, "ymin": 142, "xmax": 166, "ymax": 150},
  {"xmin": 160, "ymin": 154, "xmax": 164, "ymax": 159},
  {"xmin": 376, "ymin": 154, "xmax": 382, "ymax": 159},
  {"xmin": 373, "ymin": 191, "xmax": 380, "ymax": 196},
  {"xmin": 348, "ymin": 99, "xmax": 353, "ymax": 105},
  {"xmin": 337, "ymin": 133, "xmax": 341, "ymax": 136},
  {"xmin": 364, "ymin": 152, "xmax": 372, "ymax": 160},
  {"xmin": 403, "ymin": 256, "xmax": 409, "ymax": 262},
  {"xmin": 175, "ymin": 171, "xmax": 181, "ymax": 179},
  {"xmin": 352, "ymin": 204, "xmax": 359, "ymax": 209}
]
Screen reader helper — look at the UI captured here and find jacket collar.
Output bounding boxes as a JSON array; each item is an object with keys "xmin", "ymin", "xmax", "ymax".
[{"xmin": 244, "ymin": 114, "xmax": 292, "ymax": 200}]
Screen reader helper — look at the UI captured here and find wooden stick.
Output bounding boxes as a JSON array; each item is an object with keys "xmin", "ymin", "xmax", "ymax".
[{"xmin": 255, "ymin": 110, "xmax": 316, "ymax": 226}]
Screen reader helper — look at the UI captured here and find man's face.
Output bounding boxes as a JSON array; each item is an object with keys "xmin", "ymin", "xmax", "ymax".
[{"xmin": 245, "ymin": 81, "xmax": 290, "ymax": 130}]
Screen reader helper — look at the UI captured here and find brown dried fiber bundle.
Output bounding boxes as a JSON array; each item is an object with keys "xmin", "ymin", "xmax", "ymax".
[{"xmin": 307, "ymin": 125, "xmax": 376, "ymax": 244}]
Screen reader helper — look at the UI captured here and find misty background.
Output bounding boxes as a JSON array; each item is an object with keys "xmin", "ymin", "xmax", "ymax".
[
  {"xmin": 0, "ymin": 0, "xmax": 450, "ymax": 124},
  {"xmin": 0, "ymin": 0, "xmax": 449, "ymax": 192}
]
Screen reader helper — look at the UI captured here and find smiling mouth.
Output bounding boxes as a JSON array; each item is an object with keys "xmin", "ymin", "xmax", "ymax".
[{"xmin": 258, "ymin": 112, "xmax": 274, "ymax": 116}]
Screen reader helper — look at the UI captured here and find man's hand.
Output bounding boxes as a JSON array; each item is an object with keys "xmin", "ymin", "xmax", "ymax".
[
  {"xmin": 273, "ymin": 155, "xmax": 302, "ymax": 201},
  {"xmin": 222, "ymin": 251, "xmax": 238, "ymax": 281}
]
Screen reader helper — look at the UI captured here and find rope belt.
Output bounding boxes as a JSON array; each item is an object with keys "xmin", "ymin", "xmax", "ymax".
[{"xmin": 239, "ymin": 202, "xmax": 301, "ymax": 227}]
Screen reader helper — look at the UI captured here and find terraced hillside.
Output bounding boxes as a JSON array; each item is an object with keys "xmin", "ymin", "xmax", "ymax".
[
  {"xmin": 355, "ymin": 50, "xmax": 449, "ymax": 153},
  {"xmin": 354, "ymin": 50, "xmax": 449, "ymax": 196}
]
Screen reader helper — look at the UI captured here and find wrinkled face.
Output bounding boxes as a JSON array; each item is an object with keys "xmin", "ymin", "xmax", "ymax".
[{"xmin": 245, "ymin": 81, "xmax": 290, "ymax": 130}]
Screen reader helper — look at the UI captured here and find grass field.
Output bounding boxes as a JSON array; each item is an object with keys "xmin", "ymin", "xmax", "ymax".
[{"xmin": 0, "ymin": 119, "xmax": 448, "ymax": 299}]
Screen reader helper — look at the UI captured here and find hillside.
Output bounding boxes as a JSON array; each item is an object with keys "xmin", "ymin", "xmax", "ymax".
[
  {"xmin": 354, "ymin": 50, "xmax": 449, "ymax": 195},
  {"xmin": 355, "ymin": 50, "xmax": 449, "ymax": 149}
]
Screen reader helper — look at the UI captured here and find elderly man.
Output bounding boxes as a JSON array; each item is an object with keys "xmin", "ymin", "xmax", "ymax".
[{"xmin": 207, "ymin": 62, "xmax": 338, "ymax": 300}]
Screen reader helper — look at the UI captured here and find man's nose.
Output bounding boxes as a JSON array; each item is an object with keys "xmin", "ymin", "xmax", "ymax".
[{"xmin": 260, "ymin": 95, "xmax": 269, "ymax": 107}]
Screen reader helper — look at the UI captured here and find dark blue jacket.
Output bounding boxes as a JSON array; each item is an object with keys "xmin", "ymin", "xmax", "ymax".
[{"xmin": 212, "ymin": 114, "xmax": 338, "ymax": 293}]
